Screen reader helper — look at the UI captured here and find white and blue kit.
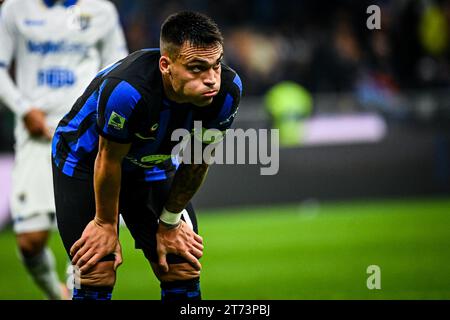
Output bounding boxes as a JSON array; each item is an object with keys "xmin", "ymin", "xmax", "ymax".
[{"xmin": 0, "ymin": 0, "xmax": 127, "ymax": 232}]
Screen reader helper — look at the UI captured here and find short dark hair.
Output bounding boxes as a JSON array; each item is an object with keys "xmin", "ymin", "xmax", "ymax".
[{"xmin": 160, "ymin": 11, "xmax": 224, "ymax": 59}]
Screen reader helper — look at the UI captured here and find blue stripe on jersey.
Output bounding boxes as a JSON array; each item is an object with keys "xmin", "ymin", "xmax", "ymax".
[
  {"xmin": 233, "ymin": 74, "xmax": 243, "ymax": 94},
  {"xmin": 52, "ymin": 131, "xmax": 62, "ymax": 167},
  {"xmin": 102, "ymin": 81, "xmax": 142, "ymax": 140},
  {"xmin": 144, "ymin": 166, "xmax": 168, "ymax": 181},
  {"xmin": 43, "ymin": 0, "xmax": 78, "ymax": 8},
  {"xmin": 58, "ymin": 91, "xmax": 98, "ymax": 135},
  {"xmin": 63, "ymin": 0, "xmax": 78, "ymax": 8},
  {"xmin": 98, "ymin": 78, "xmax": 108, "ymax": 98},
  {"xmin": 52, "ymin": 90, "xmax": 98, "ymax": 165},
  {"xmin": 0, "ymin": 61, "xmax": 7, "ymax": 68},
  {"xmin": 144, "ymin": 159, "xmax": 179, "ymax": 182},
  {"xmin": 62, "ymin": 123, "xmax": 98, "ymax": 176},
  {"xmin": 52, "ymin": 137, "xmax": 61, "ymax": 167},
  {"xmin": 141, "ymin": 48, "xmax": 161, "ymax": 53},
  {"xmin": 97, "ymin": 61, "xmax": 121, "ymax": 78},
  {"xmin": 217, "ymin": 93, "xmax": 233, "ymax": 122}
]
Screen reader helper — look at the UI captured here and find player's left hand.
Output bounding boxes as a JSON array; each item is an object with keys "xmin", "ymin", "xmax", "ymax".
[
  {"xmin": 70, "ymin": 218, "xmax": 118, "ymax": 273},
  {"xmin": 156, "ymin": 220, "xmax": 204, "ymax": 273}
]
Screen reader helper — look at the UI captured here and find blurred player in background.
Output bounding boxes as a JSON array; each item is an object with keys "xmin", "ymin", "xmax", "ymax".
[
  {"xmin": 52, "ymin": 11, "xmax": 241, "ymax": 300},
  {"xmin": 0, "ymin": 0, "xmax": 127, "ymax": 299}
]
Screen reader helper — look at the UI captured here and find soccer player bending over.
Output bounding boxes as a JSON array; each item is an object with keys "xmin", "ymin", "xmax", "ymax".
[{"xmin": 51, "ymin": 11, "xmax": 242, "ymax": 300}]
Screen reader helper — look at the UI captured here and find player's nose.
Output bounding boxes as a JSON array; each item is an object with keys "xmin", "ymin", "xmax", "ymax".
[{"xmin": 203, "ymin": 69, "xmax": 217, "ymax": 87}]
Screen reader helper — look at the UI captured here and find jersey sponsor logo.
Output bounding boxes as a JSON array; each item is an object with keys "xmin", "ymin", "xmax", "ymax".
[
  {"xmin": 124, "ymin": 154, "xmax": 172, "ymax": 168},
  {"xmin": 140, "ymin": 154, "xmax": 171, "ymax": 165},
  {"xmin": 38, "ymin": 68, "xmax": 76, "ymax": 88},
  {"xmin": 108, "ymin": 112, "xmax": 126, "ymax": 130},
  {"xmin": 24, "ymin": 19, "xmax": 46, "ymax": 26},
  {"xmin": 27, "ymin": 40, "xmax": 88, "ymax": 55},
  {"xmin": 134, "ymin": 133, "xmax": 156, "ymax": 140},
  {"xmin": 134, "ymin": 123, "xmax": 159, "ymax": 140}
]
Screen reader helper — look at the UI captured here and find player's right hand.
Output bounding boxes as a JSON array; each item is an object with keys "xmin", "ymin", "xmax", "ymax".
[
  {"xmin": 70, "ymin": 218, "xmax": 118, "ymax": 273},
  {"xmin": 23, "ymin": 108, "xmax": 52, "ymax": 140},
  {"xmin": 113, "ymin": 241, "xmax": 123, "ymax": 271},
  {"xmin": 156, "ymin": 220, "xmax": 204, "ymax": 273}
]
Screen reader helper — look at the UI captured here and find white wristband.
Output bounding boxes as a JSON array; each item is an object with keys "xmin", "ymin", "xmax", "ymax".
[{"xmin": 159, "ymin": 208, "xmax": 183, "ymax": 226}]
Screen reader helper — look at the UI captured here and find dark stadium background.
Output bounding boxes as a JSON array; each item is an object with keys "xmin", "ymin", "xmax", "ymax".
[{"xmin": 0, "ymin": 0, "xmax": 449, "ymax": 299}]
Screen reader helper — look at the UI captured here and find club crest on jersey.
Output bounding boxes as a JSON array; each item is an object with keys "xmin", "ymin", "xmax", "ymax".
[
  {"xmin": 151, "ymin": 123, "xmax": 159, "ymax": 131},
  {"xmin": 67, "ymin": 6, "xmax": 91, "ymax": 31},
  {"xmin": 108, "ymin": 112, "xmax": 126, "ymax": 130},
  {"xmin": 77, "ymin": 13, "xmax": 91, "ymax": 31},
  {"xmin": 76, "ymin": 15, "xmax": 90, "ymax": 31}
]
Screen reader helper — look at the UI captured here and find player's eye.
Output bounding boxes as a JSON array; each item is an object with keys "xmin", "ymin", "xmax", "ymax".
[{"xmin": 188, "ymin": 65, "xmax": 203, "ymax": 73}]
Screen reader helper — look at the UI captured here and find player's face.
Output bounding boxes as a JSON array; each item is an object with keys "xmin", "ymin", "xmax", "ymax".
[{"xmin": 169, "ymin": 42, "xmax": 223, "ymax": 107}]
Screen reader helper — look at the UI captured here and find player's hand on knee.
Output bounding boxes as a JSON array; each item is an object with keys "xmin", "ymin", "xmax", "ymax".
[
  {"xmin": 113, "ymin": 241, "xmax": 123, "ymax": 271},
  {"xmin": 156, "ymin": 220, "xmax": 204, "ymax": 273},
  {"xmin": 70, "ymin": 218, "xmax": 118, "ymax": 273},
  {"xmin": 23, "ymin": 108, "xmax": 48, "ymax": 138}
]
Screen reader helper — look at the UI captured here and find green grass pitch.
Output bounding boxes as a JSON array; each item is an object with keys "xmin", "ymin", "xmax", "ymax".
[{"xmin": 0, "ymin": 197, "xmax": 449, "ymax": 300}]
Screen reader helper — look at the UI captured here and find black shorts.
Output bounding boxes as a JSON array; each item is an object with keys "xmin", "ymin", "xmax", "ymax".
[{"xmin": 52, "ymin": 163, "xmax": 198, "ymax": 264}]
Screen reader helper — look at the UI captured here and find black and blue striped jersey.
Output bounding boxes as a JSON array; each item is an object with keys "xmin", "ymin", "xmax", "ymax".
[{"xmin": 51, "ymin": 49, "xmax": 242, "ymax": 181}]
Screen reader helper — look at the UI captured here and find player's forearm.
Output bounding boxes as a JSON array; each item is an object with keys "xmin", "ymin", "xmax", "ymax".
[
  {"xmin": 164, "ymin": 163, "xmax": 209, "ymax": 213},
  {"xmin": 0, "ymin": 67, "xmax": 31, "ymax": 117},
  {"xmin": 93, "ymin": 152, "xmax": 122, "ymax": 226}
]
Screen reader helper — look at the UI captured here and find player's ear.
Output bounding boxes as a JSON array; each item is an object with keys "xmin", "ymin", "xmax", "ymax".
[{"xmin": 159, "ymin": 55, "xmax": 171, "ymax": 76}]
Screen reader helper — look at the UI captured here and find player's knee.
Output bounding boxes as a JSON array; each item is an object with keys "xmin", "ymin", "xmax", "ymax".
[
  {"xmin": 151, "ymin": 262, "xmax": 201, "ymax": 282},
  {"xmin": 16, "ymin": 232, "xmax": 48, "ymax": 258},
  {"xmin": 78, "ymin": 261, "xmax": 116, "ymax": 288}
]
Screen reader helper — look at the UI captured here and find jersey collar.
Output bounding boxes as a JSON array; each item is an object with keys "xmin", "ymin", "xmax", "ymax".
[{"xmin": 42, "ymin": 0, "xmax": 78, "ymax": 8}]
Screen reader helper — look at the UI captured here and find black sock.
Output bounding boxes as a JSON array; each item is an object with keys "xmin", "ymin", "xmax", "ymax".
[
  {"xmin": 72, "ymin": 285, "xmax": 113, "ymax": 300},
  {"xmin": 160, "ymin": 278, "xmax": 201, "ymax": 302}
]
